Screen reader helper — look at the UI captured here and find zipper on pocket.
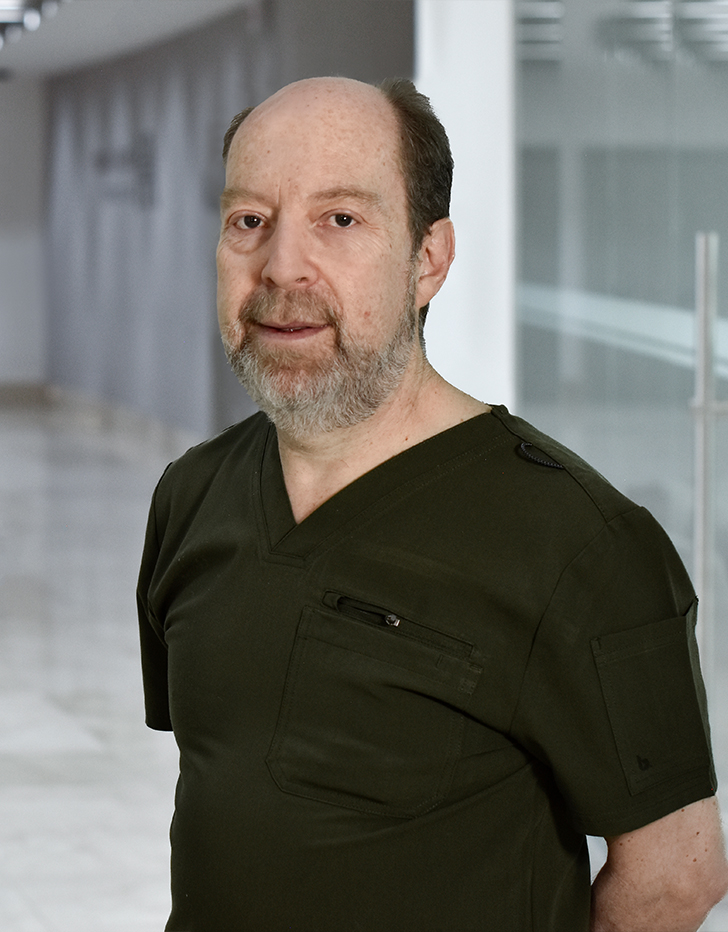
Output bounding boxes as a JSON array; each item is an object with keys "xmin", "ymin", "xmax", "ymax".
[
  {"xmin": 323, "ymin": 591, "xmax": 474, "ymax": 659},
  {"xmin": 323, "ymin": 592, "xmax": 401, "ymax": 626}
]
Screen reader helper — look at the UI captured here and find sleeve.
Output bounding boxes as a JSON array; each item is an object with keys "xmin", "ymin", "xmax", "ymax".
[
  {"xmin": 137, "ymin": 480, "xmax": 173, "ymax": 731},
  {"xmin": 510, "ymin": 506, "xmax": 716, "ymax": 837}
]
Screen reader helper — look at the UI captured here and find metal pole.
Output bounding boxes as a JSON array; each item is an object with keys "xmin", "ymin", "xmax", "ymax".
[{"xmin": 693, "ymin": 232, "xmax": 718, "ymax": 679}]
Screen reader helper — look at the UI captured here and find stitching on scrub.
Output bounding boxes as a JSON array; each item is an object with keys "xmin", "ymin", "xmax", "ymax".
[
  {"xmin": 592, "ymin": 630, "xmax": 683, "ymax": 663},
  {"xmin": 304, "ymin": 630, "xmax": 483, "ymax": 694}
]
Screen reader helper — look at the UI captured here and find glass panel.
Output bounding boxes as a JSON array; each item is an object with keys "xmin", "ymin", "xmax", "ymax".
[{"xmin": 516, "ymin": 3, "xmax": 728, "ymax": 918}]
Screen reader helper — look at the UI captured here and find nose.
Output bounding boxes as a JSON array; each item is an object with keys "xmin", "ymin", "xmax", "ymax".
[{"xmin": 261, "ymin": 216, "xmax": 317, "ymax": 290}]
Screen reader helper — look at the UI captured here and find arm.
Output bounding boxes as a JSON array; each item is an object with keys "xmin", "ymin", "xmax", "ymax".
[{"xmin": 591, "ymin": 796, "xmax": 728, "ymax": 932}]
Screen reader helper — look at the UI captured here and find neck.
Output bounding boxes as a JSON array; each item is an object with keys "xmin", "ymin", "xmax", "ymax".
[{"xmin": 274, "ymin": 358, "xmax": 489, "ymax": 523}]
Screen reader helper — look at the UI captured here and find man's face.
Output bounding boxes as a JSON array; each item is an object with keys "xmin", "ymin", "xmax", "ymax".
[{"xmin": 216, "ymin": 78, "xmax": 425, "ymax": 435}]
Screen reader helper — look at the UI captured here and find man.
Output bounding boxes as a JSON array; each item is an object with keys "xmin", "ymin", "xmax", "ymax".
[{"xmin": 137, "ymin": 76, "xmax": 728, "ymax": 931}]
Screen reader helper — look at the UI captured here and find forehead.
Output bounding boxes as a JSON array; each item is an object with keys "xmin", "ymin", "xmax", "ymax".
[{"xmin": 226, "ymin": 82, "xmax": 405, "ymax": 201}]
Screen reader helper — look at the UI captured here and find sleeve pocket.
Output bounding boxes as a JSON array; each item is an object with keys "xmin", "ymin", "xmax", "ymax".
[{"xmin": 591, "ymin": 600, "xmax": 714, "ymax": 796}]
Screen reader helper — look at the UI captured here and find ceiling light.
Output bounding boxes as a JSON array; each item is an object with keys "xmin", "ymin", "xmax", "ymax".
[
  {"xmin": 678, "ymin": 2, "xmax": 728, "ymax": 17},
  {"xmin": 0, "ymin": 9, "xmax": 24, "ymax": 26},
  {"xmin": 23, "ymin": 7, "xmax": 40, "ymax": 29},
  {"xmin": 0, "ymin": 1, "xmax": 69, "ymax": 56},
  {"xmin": 517, "ymin": 0, "xmax": 565, "ymax": 61},
  {"xmin": 597, "ymin": 0, "xmax": 728, "ymax": 64},
  {"xmin": 518, "ymin": 1, "xmax": 564, "ymax": 18}
]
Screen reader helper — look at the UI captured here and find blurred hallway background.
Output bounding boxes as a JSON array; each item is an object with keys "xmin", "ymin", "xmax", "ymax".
[
  {"xmin": 0, "ymin": 393, "xmax": 182, "ymax": 930},
  {"xmin": 1, "ymin": 0, "xmax": 728, "ymax": 928}
]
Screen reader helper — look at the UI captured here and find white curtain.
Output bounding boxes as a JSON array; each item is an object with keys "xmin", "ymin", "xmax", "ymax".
[{"xmin": 46, "ymin": 5, "xmax": 274, "ymax": 434}]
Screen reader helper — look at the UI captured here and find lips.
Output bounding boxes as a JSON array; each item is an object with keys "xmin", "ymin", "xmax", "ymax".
[
  {"xmin": 253, "ymin": 320, "xmax": 330, "ymax": 341},
  {"xmin": 264, "ymin": 322, "xmax": 325, "ymax": 332}
]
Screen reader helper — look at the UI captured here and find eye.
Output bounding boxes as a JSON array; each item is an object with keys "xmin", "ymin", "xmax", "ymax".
[
  {"xmin": 332, "ymin": 213, "xmax": 355, "ymax": 228},
  {"xmin": 236, "ymin": 215, "xmax": 263, "ymax": 229}
]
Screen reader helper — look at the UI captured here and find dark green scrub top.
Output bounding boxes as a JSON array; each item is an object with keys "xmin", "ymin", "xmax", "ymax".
[{"xmin": 138, "ymin": 406, "xmax": 716, "ymax": 932}]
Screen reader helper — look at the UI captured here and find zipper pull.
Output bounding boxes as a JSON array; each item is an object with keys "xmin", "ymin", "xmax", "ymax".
[{"xmin": 324, "ymin": 592, "xmax": 404, "ymax": 628}]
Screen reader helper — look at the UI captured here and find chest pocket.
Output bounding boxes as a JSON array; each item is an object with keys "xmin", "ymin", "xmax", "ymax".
[{"xmin": 266, "ymin": 598, "xmax": 483, "ymax": 818}]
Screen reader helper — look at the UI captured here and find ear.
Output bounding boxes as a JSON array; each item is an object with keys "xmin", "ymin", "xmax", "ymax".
[{"xmin": 414, "ymin": 218, "xmax": 455, "ymax": 308}]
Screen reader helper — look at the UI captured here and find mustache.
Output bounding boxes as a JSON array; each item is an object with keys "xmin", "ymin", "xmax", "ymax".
[{"xmin": 239, "ymin": 289, "xmax": 340, "ymax": 329}]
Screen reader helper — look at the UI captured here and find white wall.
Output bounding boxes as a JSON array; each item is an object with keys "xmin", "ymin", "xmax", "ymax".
[
  {"xmin": 0, "ymin": 78, "xmax": 47, "ymax": 384},
  {"xmin": 415, "ymin": 0, "xmax": 516, "ymax": 409}
]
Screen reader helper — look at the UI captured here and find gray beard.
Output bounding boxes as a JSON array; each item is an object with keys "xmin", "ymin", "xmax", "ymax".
[{"xmin": 221, "ymin": 281, "xmax": 418, "ymax": 439}]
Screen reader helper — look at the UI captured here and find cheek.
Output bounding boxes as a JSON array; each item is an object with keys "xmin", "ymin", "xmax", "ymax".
[
  {"xmin": 215, "ymin": 273, "xmax": 235, "ymax": 320},
  {"xmin": 216, "ymin": 275, "xmax": 249, "ymax": 336},
  {"xmin": 216, "ymin": 252, "xmax": 253, "ymax": 308}
]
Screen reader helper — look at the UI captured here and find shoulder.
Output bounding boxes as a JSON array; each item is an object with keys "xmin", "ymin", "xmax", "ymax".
[
  {"xmin": 486, "ymin": 405, "xmax": 637, "ymax": 525},
  {"xmin": 481, "ymin": 411, "xmax": 694, "ymax": 626},
  {"xmin": 153, "ymin": 410, "xmax": 270, "ymax": 513},
  {"xmin": 164, "ymin": 410, "xmax": 268, "ymax": 477},
  {"xmin": 473, "ymin": 407, "xmax": 691, "ymax": 598}
]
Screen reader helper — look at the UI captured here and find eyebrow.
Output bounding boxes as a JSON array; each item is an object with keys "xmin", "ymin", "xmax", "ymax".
[
  {"xmin": 219, "ymin": 186, "xmax": 261, "ymax": 213},
  {"xmin": 219, "ymin": 185, "xmax": 385, "ymax": 214},
  {"xmin": 310, "ymin": 187, "xmax": 384, "ymax": 209}
]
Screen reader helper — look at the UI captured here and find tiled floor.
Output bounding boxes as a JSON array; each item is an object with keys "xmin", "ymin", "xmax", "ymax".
[
  {"xmin": 0, "ymin": 394, "xmax": 187, "ymax": 931},
  {"xmin": 1, "ymin": 393, "xmax": 727, "ymax": 930}
]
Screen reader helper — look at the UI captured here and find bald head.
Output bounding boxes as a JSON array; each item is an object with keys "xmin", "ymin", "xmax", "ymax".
[
  {"xmin": 223, "ymin": 77, "xmax": 389, "ymax": 164},
  {"xmin": 247, "ymin": 76, "xmax": 389, "ymax": 130}
]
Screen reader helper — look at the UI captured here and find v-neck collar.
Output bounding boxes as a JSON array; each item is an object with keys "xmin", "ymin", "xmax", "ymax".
[{"xmin": 256, "ymin": 410, "xmax": 507, "ymax": 561}]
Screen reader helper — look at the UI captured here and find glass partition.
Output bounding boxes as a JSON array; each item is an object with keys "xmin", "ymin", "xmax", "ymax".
[{"xmin": 516, "ymin": 3, "xmax": 728, "ymax": 920}]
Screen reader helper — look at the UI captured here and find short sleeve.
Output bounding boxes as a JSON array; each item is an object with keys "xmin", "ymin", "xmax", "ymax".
[
  {"xmin": 137, "ymin": 482, "xmax": 173, "ymax": 732},
  {"xmin": 510, "ymin": 506, "xmax": 716, "ymax": 837}
]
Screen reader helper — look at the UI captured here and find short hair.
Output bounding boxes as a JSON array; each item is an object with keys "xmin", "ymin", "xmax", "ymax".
[
  {"xmin": 376, "ymin": 78, "xmax": 453, "ymax": 256},
  {"xmin": 222, "ymin": 106, "xmax": 254, "ymax": 165},
  {"xmin": 220, "ymin": 79, "xmax": 454, "ymax": 340},
  {"xmin": 376, "ymin": 78, "xmax": 453, "ymax": 339}
]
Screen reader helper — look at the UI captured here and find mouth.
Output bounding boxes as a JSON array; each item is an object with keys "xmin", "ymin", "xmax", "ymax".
[{"xmin": 254, "ymin": 321, "xmax": 330, "ymax": 340}]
